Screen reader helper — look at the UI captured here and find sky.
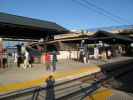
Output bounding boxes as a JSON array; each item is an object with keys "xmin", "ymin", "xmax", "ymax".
[{"xmin": 0, "ymin": 0, "xmax": 133, "ymax": 30}]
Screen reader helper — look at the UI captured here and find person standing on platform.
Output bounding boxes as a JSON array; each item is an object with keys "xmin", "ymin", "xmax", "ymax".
[
  {"xmin": 23, "ymin": 48, "xmax": 30, "ymax": 69},
  {"xmin": 45, "ymin": 52, "xmax": 51, "ymax": 71},
  {"xmin": 83, "ymin": 51, "xmax": 87, "ymax": 64},
  {"xmin": 45, "ymin": 75, "xmax": 55, "ymax": 100},
  {"xmin": 0, "ymin": 38, "xmax": 3, "ymax": 68},
  {"xmin": 51, "ymin": 51, "xmax": 57, "ymax": 72},
  {"xmin": 14, "ymin": 51, "xmax": 18, "ymax": 64},
  {"xmin": 16, "ymin": 44, "xmax": 22, "ymax": 67},
  {"xmin": 79, "ymin": 49, "xmax": 84, "ymax": 63},
  {"xmin": 28, "ymin": 49, "xmax": 34, "ymax": 68},
  {"xmin": 21, "ymin": 43, "xmax": 26, "ymax": 67},
  {"xmin": 2, "ymin": 49, "xmax": 8, "ymax": 68},
  {"xmin": 94, "ymin": 46, "xmax": 99, "ymax": 59},
  {"xmin": 107, "ymin": 49, "xmax": 111, "ymax": 59}
]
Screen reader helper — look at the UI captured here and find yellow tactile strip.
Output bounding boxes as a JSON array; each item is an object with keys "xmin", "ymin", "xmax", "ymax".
[
  {"xmin": 0, "ymin": 66, "xmax": 100, "ymax": 94},
  {"xmin": 87, "ymin": 88, "xmax": 113, "ymax": 100}
]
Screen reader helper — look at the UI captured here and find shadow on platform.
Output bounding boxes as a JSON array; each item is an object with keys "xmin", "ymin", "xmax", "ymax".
[{"xmin": 100, "ymin": 59, "xmax": 133, "ymax": 93}]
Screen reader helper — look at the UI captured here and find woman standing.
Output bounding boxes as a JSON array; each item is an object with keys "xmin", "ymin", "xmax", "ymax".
[{"xmin": 45, "ymin": 52, "xmax": 51, "ymax": 71}]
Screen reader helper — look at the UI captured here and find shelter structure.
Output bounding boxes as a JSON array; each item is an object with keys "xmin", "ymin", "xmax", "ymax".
[
  {"xmin": 0, "ymin": 12, "xmax": 70, "ymax": 64},
  {"xmin": 0, "ymin": 12, "xmax": 69, "ymax": 40},
  {"xmin": 87, "ymin": 31, "xmax": 133, "ymax": 44},
  {"xmin": 32, "ymin": 30, "xmax": 133, "ymax": 60}
]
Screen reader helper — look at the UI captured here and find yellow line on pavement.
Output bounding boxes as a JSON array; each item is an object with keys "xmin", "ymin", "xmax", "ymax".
[
  {"xmin": 0, "ymin": 66, "xmax": 100, "ymax": 94},
  {"xmin": 87, "ymin": 88, "xmax": 113, "ymax": 100}
]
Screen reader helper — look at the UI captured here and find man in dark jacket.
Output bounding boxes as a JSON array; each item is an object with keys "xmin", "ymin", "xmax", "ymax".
[{"xmin": 45, "ymin": 75, "xmax": 55, "ymax": 100}]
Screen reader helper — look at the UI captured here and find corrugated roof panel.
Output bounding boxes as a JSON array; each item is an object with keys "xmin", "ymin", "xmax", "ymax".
[{"xmin": 0, "ymin": 12, "xmax": 67, "ymax": 32}]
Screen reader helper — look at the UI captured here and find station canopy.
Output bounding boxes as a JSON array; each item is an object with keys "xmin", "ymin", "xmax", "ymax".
[
  {"xmin": 0, "ymin": 12, "xmax": 69, "ymax": 40},
  {"xmin": 88, "ymin": 31, "xmax": 133, "ymax": 44},
  {"xmin": 52, "ymin": 30, "xmax": 133, "ymax": 44}
]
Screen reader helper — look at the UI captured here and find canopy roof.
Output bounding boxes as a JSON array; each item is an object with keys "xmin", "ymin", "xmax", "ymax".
[
  {"xmin": 45, "ymin": 31, "xmax": 133, "ymax": 44},
  {"xmin": 0, "ymin": 12, "xmax": 68, "ymax": 39},
  {"xmin": 90, "ymin": 31, "xmax": 133, "ymax": 44}
]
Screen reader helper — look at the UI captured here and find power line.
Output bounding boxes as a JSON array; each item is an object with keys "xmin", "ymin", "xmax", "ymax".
[
  {"xmin": 82, "ymin": 0, "xmax": 130, "ymax": 24},
  {"xmin": 72, "ymin": 0, "xmax": 122, "ymax": 24},
  {"xmin": 72, "ymin": 0, "xmax": 130, "ymax": 24}
]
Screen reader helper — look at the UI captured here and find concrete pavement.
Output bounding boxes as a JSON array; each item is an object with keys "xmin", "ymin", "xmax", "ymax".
[{"xmin": 0, "ymin": 56, "xmax": 132, "ymax": 94}]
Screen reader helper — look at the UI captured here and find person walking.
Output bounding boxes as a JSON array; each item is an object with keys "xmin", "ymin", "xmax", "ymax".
[
  {"xmin": 2, "ymin": 49, "xmax": 8, "ymax": 68},
  {"xmin": 23, "ymin": 48, "xmax": 30, "ymax": 69},
  {"xmin": 0, "ymin": 38, "xmax": 3, "ymax": 68},
  {"xmin": 14, "ymin": 52, "xmax": 18, "ymax": 64},
  {"xmin": 51, "ymin": 51, "xmax": 57, "ymax": 72},
  {"xmin": 45, "ymin": 52, "xmax": 51, "ymax": 71},
  {"xmin": 83, "ymin": 51, "xmax": 87, "ymax": 64},
  {"xmin": 16, "ymin": 44, "xmax": 22, "ymax": 67}
]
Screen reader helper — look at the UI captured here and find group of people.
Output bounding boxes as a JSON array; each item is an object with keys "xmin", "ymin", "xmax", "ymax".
[
  {"xmin": 15, "ymin": 44, "xmax": 33, "ymax": 69},
  {"xmin": 79, "ymin": 49, "xmax": 89, "ymax": 64},
  {"xmin": 0, "ymin": 37, "xmax": 58, "ymax": 71},
  {"xmin": 79, "ymin": 45, "xmax": 113, "ymax": 64},
  {"xmin": 14, "ymin": 43, "xmax": 58, "ymax": 71},
  {"xmin": 44, "ymin": 51, "xmax": 58, "ymax": 72}
]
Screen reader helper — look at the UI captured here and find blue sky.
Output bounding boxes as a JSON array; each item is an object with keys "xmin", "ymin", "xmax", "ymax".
[{"xmin": 0, "ymin": 0, "xmax": 133, "ymax": 30}]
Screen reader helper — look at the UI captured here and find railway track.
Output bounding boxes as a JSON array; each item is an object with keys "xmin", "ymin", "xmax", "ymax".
[{"xmin": 57, "ymin": 59, "xmax": 133, "ymax": 100}]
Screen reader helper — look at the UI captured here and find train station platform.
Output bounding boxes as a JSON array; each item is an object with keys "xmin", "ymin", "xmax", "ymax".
[
  {"xmin": 0, "ymin": 61, "xmax": 100, "ymax": 94},
  {"xmin": 0, "ymin": 56, "xmax": 132, "ymax": 95}
]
